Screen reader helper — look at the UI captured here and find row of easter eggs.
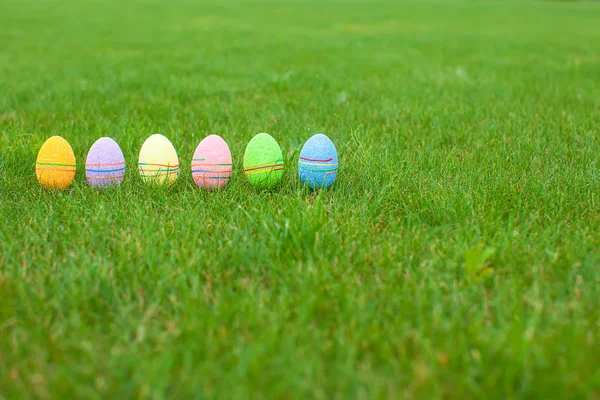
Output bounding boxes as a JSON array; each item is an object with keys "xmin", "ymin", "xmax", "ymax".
[{"xmin": 35, "ymin": 133, "xmax": 338, "ymax": 190}]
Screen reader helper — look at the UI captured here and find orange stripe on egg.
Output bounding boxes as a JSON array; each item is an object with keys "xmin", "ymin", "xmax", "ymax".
[
  {"xmin": 36, "ymin": 167, "xmax": 76, "ymax": 172},
  {"xmin": 244, "ymin": 163, "xmax": 284, "ymax": 172},
  {"xmin": 85, "ymin": 161, "xmax": 125, "ymax": 167},
  {"xmin": 245, "ymin": 167, "xmax": 284, "ymax": 176},
  {"xmin": 86, "ymin": 175, "xmax": 125, "ymax": 180},
  {"xmin": 139, "ymin": 170, "xmax": 179, "ymax": 177},
  {"xmin": 138, "ymin": 162, "xmax": 179, "ymax": 168}
]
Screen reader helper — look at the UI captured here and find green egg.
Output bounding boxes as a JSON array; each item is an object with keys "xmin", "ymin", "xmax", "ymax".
[{"xmin": 243, "ymin": 133, "xmax": 284, "ymax": 189}]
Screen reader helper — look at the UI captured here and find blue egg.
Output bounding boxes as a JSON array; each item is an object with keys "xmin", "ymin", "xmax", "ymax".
[{"xmin": 298, "ymin": 133, "xmax": 338, "ymax": 189}]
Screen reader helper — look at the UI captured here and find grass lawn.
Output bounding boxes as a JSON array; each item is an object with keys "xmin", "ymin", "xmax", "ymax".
[{"xmin": 1, "ymin": 0, "xmax": 599, "ymax": 397}]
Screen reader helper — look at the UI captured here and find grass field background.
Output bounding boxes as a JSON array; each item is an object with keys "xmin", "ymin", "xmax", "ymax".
[{"xmin": 1, "ymin": 0, "xmax": 600, "ymax": 398}]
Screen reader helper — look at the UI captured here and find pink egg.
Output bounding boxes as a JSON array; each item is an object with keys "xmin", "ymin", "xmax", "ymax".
[{"xmin": 191, "ymin": 135, "xmax": 232, "ymax": 189}]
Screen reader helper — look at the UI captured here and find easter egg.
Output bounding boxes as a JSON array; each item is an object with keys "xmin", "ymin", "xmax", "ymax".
[
  {"xmin": 35, "ymin": 136, "xmax": 76, "ymax": 190},
  {"xmin": 298, "ymin": 133, "xmax": 338, "ymax": 189},
  {"xmin": 243, "ymin": 133, "xmax": 284, "ymax": 189},
  {"xmin": 138, "ymin": 134, "xmax": 179, "ymax": 185},
  {"xmin": 85, "ymin": 137, "xmax": 126, "ymax": 188},
  {"xmin": 191, "ymin": 135, "xmax": 232, "ymax": 190}
]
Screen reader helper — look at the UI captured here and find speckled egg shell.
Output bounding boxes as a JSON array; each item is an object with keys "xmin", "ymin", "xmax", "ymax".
[
  {"xmin": 191, "ymin": 135, "xmax": 232, "ymax": 190},
  {"xmin": 298, "ymin": 134, "xmax": 338, "ymax": 189},
  {"xmin": 85, "ymin": 137, "xmax": 126, "ymax": 188},
  {"xmin": 36, "ymin": 136, "xmax": 76, "ymax": 190},
  {"xmin": 243, "ymin": 133, "xmax": 284, "ymax": 189},
  {"xmin": 138, "ymin": 134, "xmax": 179, "ymax": 186}
]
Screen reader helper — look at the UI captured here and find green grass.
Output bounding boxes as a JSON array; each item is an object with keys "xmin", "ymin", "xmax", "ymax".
[{"xmin": 1, "ymin": 0, "xmax": 600, "ymax": 398}]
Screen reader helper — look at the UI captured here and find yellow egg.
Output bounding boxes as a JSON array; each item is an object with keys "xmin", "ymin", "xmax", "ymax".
[
  {"xmin": 36, "ymin": 136, "xmax": 76, "ymax": 190},
  {"xmin": 138, "ymin": 134, "xmax": 179, "ymax": 185}
]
